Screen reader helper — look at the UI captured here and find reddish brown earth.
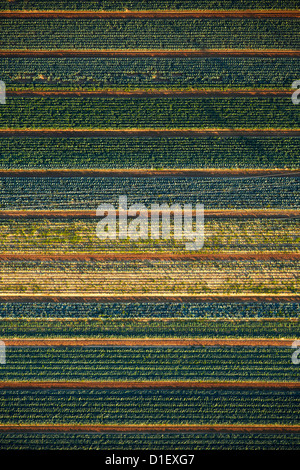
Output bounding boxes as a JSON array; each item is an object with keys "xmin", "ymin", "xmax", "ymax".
[
  {"xmin": 4, "ymin": 339, "xmax": 295, "ymax": 347},
  {"xmin": 0, "ymin": 50, "xmax": 299, "ymax": 58},
  {"xmin": 0, "ymin": 210, "xmax": 298, "ymax": 219},
  {"xmin": 6, "ymin": 90, "xmax": 291, "ymax": 98},
  {"xmin": 0, "ymin": 10, "xmax": 299, "ymax": 18},
  {"xmin": 1, "ymin": 294, "xmax": 299, "ymax": 303},
  {"xmin": 0, "ymin": 294, "xmax": 299, "ymax": 303},
  {"xmin": 0, "ymin": 252, "xmax": 298, "ymax": 261},
  {"xmin": 0, "ymin": 381, "xmax": 299, "ymax": 390},
  {"xmin": 0, "ymin": 129, "xmax": 299, "ymax": 138},
  {"xmin": 0, "ymin": 424, "xmax": 299, "ymax": 433},
  {"xmin": 0, "ymin": 169, "xmax": 298, "ymax": 178}
]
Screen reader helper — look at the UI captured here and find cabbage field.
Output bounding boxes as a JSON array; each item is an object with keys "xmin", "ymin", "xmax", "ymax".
[{"xmin": 0, "ymin": 0, "xmax": 299, "ymax": 453}]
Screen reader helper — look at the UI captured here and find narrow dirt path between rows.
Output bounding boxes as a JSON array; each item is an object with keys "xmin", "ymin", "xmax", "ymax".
[
  {"xmin": 0, "ymin": 381, "xmax": 298, "ymax": 390},
  {"xmin": 0, "ymin": 424, "xmax": 299, "ymax": 433}
]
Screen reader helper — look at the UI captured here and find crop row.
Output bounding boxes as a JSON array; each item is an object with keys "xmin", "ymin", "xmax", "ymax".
[
  {"xmin": 0, "ymin": 218, "xmax": 298, "ymax": 252},
  {"xmin": 0, "ymin": 136, "xmax": 299, "ymax": 169},
  {"xmin": 1, "ymin": 18, "xmax": 299, "ymax": 51},
  {"xmin": 0, "ymin": 260, "xmax": 298, "ymax": 294},
  {"xmin": 0, "ymin": 432, "xmax": 298, "ymax": 451},
  {"xmin": 1, "ymin": 318, "xmax": 298, "ymax": 338},
  {"xmin": 1, "ymin": 97, "xmax": 300, "ymax": 129},
  {"xmin": 0, "ymin": 389, "xmax": 298, "ymax": 424},
  {"xmin": 3, "ymin": 57, "xmax": 300, "ymax": 91},
  {"xmin": 0, "ymin": 346, "xmax": 298, "ymax": 382},
  {"xmin": 0, "ymin": 302, "xmax": 297, "ymax": 319},
  {"xmin": 2, "ymin": 0, "xmax": 298, "ymax": 12},
  {"xmin": 0, "ymin": 176, "xmax": 298, "ymax": 210}
]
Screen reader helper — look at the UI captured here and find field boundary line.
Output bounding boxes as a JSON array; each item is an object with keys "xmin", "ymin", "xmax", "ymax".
[
  {"xmin": 0, "ymin": 129, "xmax": 299, "ymax": 138},
  {"xmin": 0, "ymin": 252, "xmax": 298, "ymax": 261},
  {"xmin": 0, "ymin": 381, "xmax": 299, "ymax": 390},
  {"xmin": 0, "ymin": 424, "xmax": 299, "ymax": 433},
  {"xmin": 0, "ymin": 50, "xmax": 299, "ymax": 58},
  {"xmin": 0, "ymin": 10, "xmax": 300, "ymax": 19},
  {"xmin": 0, "ymin": 210, "xmax": 298, "ymax": 219},
  {"xmin": 0, "ymin": 169, "xmax": 298, "ymax": 178},
  {"xmin": 2, "ymin": 338, "xmax": 296, "ymax": 346},
  {"xmin": 6, "ymin": 90, "xmax": 293, "ymax": 98},
  {"xmin": 0, "ymin": 295, "xmax": 299, "ymax": 303}
]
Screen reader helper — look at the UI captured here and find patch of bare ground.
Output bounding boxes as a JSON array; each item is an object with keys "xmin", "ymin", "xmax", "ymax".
[
  {"xmin": 0, "ymin": 294, "xmax": 299, "ymax": 303},
  {"xmin": 0, "ymin": 50, "xmax": 299, "ymax": 58},
  {"xmin": 0, "ymin": 129, "xmax": 299, "ymax": 138},
  {"xmin": 0, "ymin": 252, "xmax": 299, "ymax": 261},
  {"xmin": 0, "ymin": 424, "xmax": 299, "ymax": 433},
  {"xmin": 0, "ymin": 169, "xmax": 298, "ymax": 178},
  {"xmin": 3, "ymin": 339, "xmax": 295, "ymax": 347},
  {"xmin": 0, "ymin": 381, "xmax": 298, "ymax": 390},
  {"xmin": 0, "ymin": 210, "xmax": 298, "ymax": 219},
  {"xmin": 0, "ymin": 10, "xmax": 299, "ymax": 19}
]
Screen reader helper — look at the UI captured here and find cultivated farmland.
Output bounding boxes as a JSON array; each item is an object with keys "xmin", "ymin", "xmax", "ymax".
[{"xmin": 0, "ymin": 0, "xmax": 299, "ymax": 452}]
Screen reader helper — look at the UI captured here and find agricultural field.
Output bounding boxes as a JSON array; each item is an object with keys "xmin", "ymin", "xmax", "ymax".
[
  {"xmin": 1, "ymin": 18, "xmax": 299, "ymax": 51},
  {"xmin": 1, "ymin": 57, "xmax": 299, "ymax": 91},
  {"xmin": 0, "ymin": 218, "xmax": 298, "ymax": 253},
  {"xmin": 0, "ymin": 136, "xmax": 299, "ymax": 169},
  {"xmin": 0, "ymin": 432, "xmax": 299, "ymax": 451},
  {"xmin": 1, "ymin": 1, "xmax": 299, "ymax": 11},
  {"xmin": 0, "ymin": 176, "xmax": 298, "ymax": 209},
  {"xmin": 0, "ymin": 346, "xmax": 298, "ymax": 381},
  {"xmin": 1, "ymin": 96, "xmax": 299, "ymax": 129},
  {"xmin": 0, "ymin": 318, "xmax": 298, "ymax": 338},
  {"xmin": 0, "ymin": 259, "xmax": 298, "ymax": 296},
  {"xmin": 0, "ymin": 0, "xmax": 299, "ymax": 453},
  {"xmin": 0, "ymin": 301, "xmax": 298, "ymax": 318},
  {"xmin": 0, "ymin": 389, "xmax": 298, "ymax": 424}
]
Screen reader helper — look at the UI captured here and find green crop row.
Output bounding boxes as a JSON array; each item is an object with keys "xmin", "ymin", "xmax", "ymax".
[
  {"xmin": 0, "ymin": 302, "xmax": 297, "ymax": 319},
  {"xmin": 0, "ymin": 389, "xmax": 298, "ymax": 424},
  {"xmin": 0, "ymin": 136, "xmax": 299, "ymax": 169},
  {"xmin": 0, "ymin": 432, "xmax": 298, "ymax": 450},
  {"xmin": 0, "ymin": 346, "xmax": 298, "ymax": 381},
  {"xmin": 0, "ymin": 218, "xmax": 298, "ymax": 253},
  {"xmin": 1, "ymin": 1, "xmax": 298, "ymax": 12},
  {"xmin": 2, "ymin": 57, "xmax": 299, "ymax": 91},
  {"xmin": 1, "ymin": 97, "xmax": 299, "ymax": 129},
  {"xmin": 1, "ymin": 18, "xmax": 299, "ymax": 50},
  {"xmin": 1, "ymin": 318, "xmax": 298, "ymax": 338},
  {"xmin": 1, "ymin": 176, "xmax": 298, "ymax": 210}
]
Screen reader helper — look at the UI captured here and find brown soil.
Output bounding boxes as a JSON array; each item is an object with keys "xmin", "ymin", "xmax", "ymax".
[
  {"xmin": 0, "ymin": 169, "xmax": 298, "ymax": 178},
  {"xmin": 0, "ymin": 210, "xmax": 298, "ymax": 219},
  {"xmin": 0, "ymin": 294, "xmax": 298, "ymax": 303},
  {"xmin": 0, "ymin": 252, "xmax": 298, "ymax": 261},
  {"xmin": 0, "ymin": 129, "xmax": 299, "ymax": 138},
  {"xmin": 7, "ymin": 90, "xmax": 291, "ymax": 97},
  {"xmin": 0, "ymin": 50, "xmax": 299, "ymax": 58},
  {"xmin": 0, "ymin": 294, "xmax": 299, "ymax": 302},
  {"xmin": 0, "ymin": 424, "xmax": 299, "ymax": 433},
  {"xmin": 0, "ymin": 381, "xmax": 298, "ymax": 390},
  {"xmin": 0, "ymin": 10, "xmax": 299, "ymax": 18},
  {"xmin": 4, "ymin": 339, "xmax": 295, "ymax": 346}
]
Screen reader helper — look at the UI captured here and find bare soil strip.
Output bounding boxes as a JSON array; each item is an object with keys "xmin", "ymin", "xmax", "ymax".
[
  {"xmin": 0, "ymin": 210, "xmax": 298, "ymax": 219},
  {"xmin": 0, "ymin": 10, "xmax": 299, "ymax": 18},
  {"xmin": 0, "ymin": 129, "xmax": 299, "ymax": 138},
  {"xmin": 0, "ymin": 381, "xmax": 298, "ymax": 390},
  {"xmin": 0, "ymin": 252, "xmax": 298, "ymax": 262},
  {"xmin": 0, "ymin": 50, "xmax": 299, "ymax": 58},
  {"xmin": 0, "ymin": 169, "xmax": 298, "ymax": 178},
  {"xmin": 3, "ymin": 339, "xmax": 296, "ymax": 347},
  {"xmin": 7, "ymin": 90, "xmax": 291, "ymax": 98},
  {"xmin": 1, "ymin": 294, "xmax": 298, "ymax": 303},
  {"xmin": 0, "ymin": 424, "xmax": 299, "ymax": 434}
]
